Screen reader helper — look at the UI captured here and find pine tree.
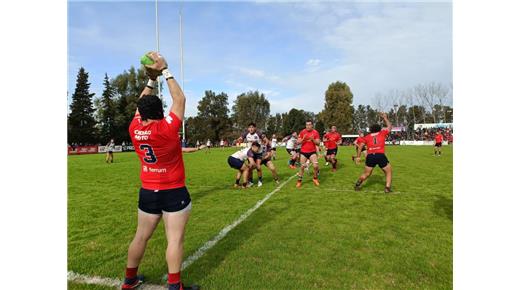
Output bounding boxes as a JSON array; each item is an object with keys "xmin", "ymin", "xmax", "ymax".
[
  {"xmin": 97, "ymin": 73, "xmax": 116, "ymax": 142},
  {"xmin": 68, "ymin": 67, "xmax": 97, "ymax": 144}
]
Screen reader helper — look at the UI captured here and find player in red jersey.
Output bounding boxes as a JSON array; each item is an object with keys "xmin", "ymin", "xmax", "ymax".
[
  {"xmin": 323, "ymin": 125, "xmax": 342, "ymax": 172},
  {"xmin": 434, "ymin": 130, "xmax": 443, "ymax": 156},
  {"xmin": 354, "ymin": 112, "xmax": 393, "ymax": 193},
  {"xmin": 296, "ymin": 120, "xmax": 321, "ymax": 187},
  {"xmin": 352, "ymin": 130, "xmax": 367, "ymax": 162},
  {"xmin": 122, "ymin": 52, "xmax": 198, "ymax": 290}
]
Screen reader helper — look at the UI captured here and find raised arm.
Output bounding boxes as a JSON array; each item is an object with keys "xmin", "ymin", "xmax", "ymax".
[
  {"xmin": 143, "ymin": 52, "xmax": 186, "ymax": 121},
  {"xmin": 380, "ymin": 112, "xmax": 392, "ymax": 131}
]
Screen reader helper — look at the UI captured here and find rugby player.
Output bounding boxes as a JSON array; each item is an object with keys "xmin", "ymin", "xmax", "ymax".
[
  {"xmin": 352, "ymin": 130, "xmax": 367, "ymax": 162},
  {"xmin": 240, "ymin": 123, "xmax": 263, "ymax": 185},
  {"xmin": 323, "ymin": 126, "xmax": 342, "ymax": 172},
  {"xmin": 354, "ymin": 112, "xmax": 393, "ymax": 193},
  {"xmin": 106, "ymin": 138, "xmax": 115, "ymax": 163},
  {"xmin": 227, "ymin": 143, "xmax": 261, "ymax": 188},
  {"xmin": 122, "ymin": 52, "xmax": 198, "ymax": 290},
  {"xmin": 260, "ymin": 134, "xmax": 280, "ymax": 184},
  {"xmin": 283, "ymin": 132, "xmax": 299, "ymax": 169},
  {"xmin": 296, "ymin": 120, "xmax": 321, "ymax": 187},
  {"xmin": 271, "ymin": 134, "xmax": 278, "ymax": 160},
  {"xmin": 434, "ymin": 130, "xmax": 443, "ymax": 156}
]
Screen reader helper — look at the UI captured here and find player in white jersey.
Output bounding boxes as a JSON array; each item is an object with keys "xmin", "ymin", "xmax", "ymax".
[
  {"xmin": 227, "ymin": 142, "xmax": 261, "ymax": 188},
  {"xmin": 283, "ymin": 132, "xmax": 299, "ymax": 169},
  {"xmin": 238, "ymin": 122, "xmax": 263, "ymax": 185},
  {"xmin": 270, "ymin": 134, "xmax": 278, "ymax": 160},
  {"xmin": 106, "ymin": 138, "xmax": 115, "ymax": 163}
]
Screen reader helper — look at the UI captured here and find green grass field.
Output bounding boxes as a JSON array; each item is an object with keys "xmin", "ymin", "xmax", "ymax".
[{"xmin": 68, "ymin": 145, "xmax": 452, "ymax": 289}]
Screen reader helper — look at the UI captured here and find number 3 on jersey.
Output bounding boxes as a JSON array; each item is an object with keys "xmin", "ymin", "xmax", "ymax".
[{"xmin": 140, "ymin": 144, "xmax": 157, "ymax": 163}]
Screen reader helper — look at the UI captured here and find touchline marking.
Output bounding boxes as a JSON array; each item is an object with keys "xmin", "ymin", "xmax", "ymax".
[
  {"xmin": 67, "ymin": 271, "xmax": 164, "ymax": 289},
  {"xmin": 181, "ymin": 174, "xmax": 296, "ymax": 271}
]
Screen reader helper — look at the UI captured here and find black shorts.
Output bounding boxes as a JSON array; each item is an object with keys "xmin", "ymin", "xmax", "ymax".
[
  {"xmin": 326, "ymin": 148, "xmax": 338, "ymax": 156},
  {"xmin": 252, "ymin": 152, "xmax": 263, "ymax": 160},
  {"xmin": 301, "ymin": 151, "xmax": 317, "ymax": 159},
  {"xmin": 228, "ymin": 156, "xmax": 244, "ymax": 170},
  {"xmin": 365, "ymin": 153, "xmax": 390, "ymax": 168},
  {"xmin": 108, "ymin": 151, "xmax": 113, "ymax": 154},
  {"xmin": 261, "ymin": 158, "xmax": 271, "ymax": 166},
  {"xmin": 138, "ymin": 186, "xmax": 191, "ymax": 214},
  {"xmin": 272, "ymin": 147, "xmax": 277, "ymax": 151},
  {"xmin": 435, "ymin": 142, "xmax": 442, "ymax": 147}
]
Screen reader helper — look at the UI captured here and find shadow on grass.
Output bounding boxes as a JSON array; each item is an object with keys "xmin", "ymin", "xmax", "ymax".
[
  {"xmin": 183, "ymin": 190, "xmax": 287, "ymax": 285},
  {"xmin": 433, "ymin": 195, "xmax": 453, "ymax": 221}
]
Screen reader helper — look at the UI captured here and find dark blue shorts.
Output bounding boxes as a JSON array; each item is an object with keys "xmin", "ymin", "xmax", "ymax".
[
  {"xmin": 139, "ymin": 186, "xmax": 191, "ymax": 214},
  {"xmin": 228, "ymin": 156, "xmax": 244, "ymax": 170}
]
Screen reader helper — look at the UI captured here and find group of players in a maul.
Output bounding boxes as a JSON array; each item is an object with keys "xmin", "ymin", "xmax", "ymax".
[
  {"xmin": 227, "ymin": 112, "xmax": 395, "ymax": 192},
  {"xmin": 110, "ymin": 52, "xmax": 443, "ymax": 290}
]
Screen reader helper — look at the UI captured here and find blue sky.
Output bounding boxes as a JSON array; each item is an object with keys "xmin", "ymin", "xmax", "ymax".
[{"xmin": 68, "ymin": 0, "xmax": 452, "ymax": 117}]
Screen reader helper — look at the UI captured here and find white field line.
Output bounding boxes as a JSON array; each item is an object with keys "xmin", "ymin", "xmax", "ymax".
[
  {"xmin": 67, "ymin": 271, "xmax": 164, "ymax": 289},
  {"xmin": 181, "ymin": 174, "xmax": 296, "ymax": 270},
  {"xmin": 68, "ymin": 175, "xmax": 296, "ymax": 288}
]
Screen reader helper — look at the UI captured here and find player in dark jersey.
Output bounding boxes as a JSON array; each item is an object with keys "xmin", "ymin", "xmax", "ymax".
[
  {"xmin": 238, "ymin": 123, "xmax": 263, "ymax": 186},
  {"xmin": 354, "ymin": 112, "xmax": 393, "ymax": 193},
  {"xmin": 352, "ymin": 130, "xmax": 367, "ymax": 162},
  {"xmin": 323, "ymin": 126, "xmax": 342, "ymax": 172},
  {"xmin": 434, "ymin": 131, "xmax": 443, "ymax": 156},
  {"xmin": 296, "ymin": 120, "xmax": 321, "ymax": 187},
  {"xmin": 260, "ymin": 134, "xmax": 280, "ymax": 184},
  {"xmin": 122, "ymin": 52, "xmax": 198, "ymax": 290}
]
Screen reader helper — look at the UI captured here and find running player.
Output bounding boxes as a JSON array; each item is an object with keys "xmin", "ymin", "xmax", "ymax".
[
  {"xmin": 122, "ymin": 52, "xmax": 198, "ymax": 290},
  {"xmin": 283, "ymin": 132, "xmax": 299, "ymax": 169},
  {"xmin": 323, "ymin": 126, "xmax": 342, "ymax": 172},
  {"xmin": 354, "ymin": 112, "xmax": 393, "ymax": 193},
  {"xmin": 352, "ymin": 130, "xmax": 367, "ymax": 162},
  {"xmin": 296, "ymin": 120, "xmax": 321, "ymax": 187},
  {"xmin": 434, "ymin": 130, "xmax": 443, "ymax": 156},
  {"xmin": 106, "ymin": 138, "xmax": 115, "ymax": 163},
  {"xmin": 227, "ymin": 142, "xmax": 261, "ymax": 188},
  {"xmin": 261, "ymin": 134, "xmax": 280, "ymax": 184},
  {"xmin": 271, "ymin": 134, "xmax": 278, "ymax": 160},
  {"xmin": 205, "ymin": 139, "xmax": 211, "ymax": 153}
]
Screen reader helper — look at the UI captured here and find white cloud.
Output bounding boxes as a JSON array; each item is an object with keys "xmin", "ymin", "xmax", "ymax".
[{"xmin": 306, "ymin": 59, "xmax": 321, "ymax": 66}]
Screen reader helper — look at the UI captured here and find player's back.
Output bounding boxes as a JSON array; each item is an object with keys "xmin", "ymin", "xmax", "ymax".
[
  {"xmin": 129, "ymin": 112, "xmax": 185, "ymax": 190},
  {"xmin": 363, "ymin": 129, "xmax": 389, "ymax": 154}
]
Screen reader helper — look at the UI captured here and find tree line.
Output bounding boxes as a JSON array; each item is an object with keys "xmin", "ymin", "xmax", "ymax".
[{"xmin": 68, "ymin": 67, "xmax": 452, "ymax": 146}]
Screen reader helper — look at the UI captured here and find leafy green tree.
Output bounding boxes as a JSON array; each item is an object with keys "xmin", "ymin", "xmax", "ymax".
[
  {"xmin": 231, "ymin": 91, "xmax": 270, "ymax": 131},
  {"xmin": 111, "ymin": 66, "xmax": 149, "ymax": 142},
  {"xmin": 195, "ymin": 90, "xmax": 232, "ymax": 142},
  {"xmin": 320, "ymin": 81, "xmax": 354, "ymax": 133},
  {"xmin": 281, "ymin": 108, "xmax": 315, "ymax": 135},
  {"xmin": 68, "ymin": 67, "xmax": 97, "ymax": 144}
]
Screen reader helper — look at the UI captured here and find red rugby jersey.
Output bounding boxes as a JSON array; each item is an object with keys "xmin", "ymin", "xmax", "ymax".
[
  {"xmin": 435, "ymin": 134, "xmax": 443, "ymax": 143},
  {"xmin": 324, "ymin": 132, "xmax": 342, "ymax": 149},
  {"xmin": 129, "ymin": 111, "xmax": 185, "ymax": 190},
  {"xmin": 362, "ymin": 129, "xmax": 390, "ymax": 154},
  {"xmin": 298, "ymin": 129, "xmax": 320, "ymax": 153}
]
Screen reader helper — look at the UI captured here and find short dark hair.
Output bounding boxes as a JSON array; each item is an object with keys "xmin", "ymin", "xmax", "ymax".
[
  {"xmin": 137, "ymin": 95, "xmax": 164, "ymax": 121},
  {"xmin": 248, "ymin": 122, "xmax": 256, "ymax": 127},
  {"xmin": 369, "ymin": 123, "xmax": 382, "ymax": 133},
  {"xmin": 306, "ymin": 119, "xmax": 313, "ymax": 124},
  {"xmin": 251, "ymin": 141, "xmax": 260, "ymax": 147}
]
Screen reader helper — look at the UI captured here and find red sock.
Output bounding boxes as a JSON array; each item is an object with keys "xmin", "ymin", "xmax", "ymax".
[
  {"xmin": 125, "ymin": 267, "xmax": 138, "ymax": 279},
  {"xmin": 168, "ymin": 272, "xmax": 181, "ymax": 285}
]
